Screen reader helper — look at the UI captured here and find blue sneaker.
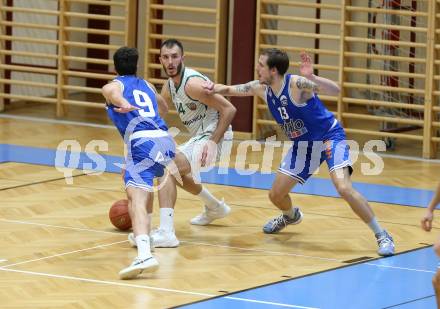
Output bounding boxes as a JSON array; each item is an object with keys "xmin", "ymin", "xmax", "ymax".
[
  {"xmin": 263, "ymin": 208, "xmax": 303, "ymax": 234},
  {"xmin": 376, "ymin": 230, "xmax": 395, "ymax": 256}
]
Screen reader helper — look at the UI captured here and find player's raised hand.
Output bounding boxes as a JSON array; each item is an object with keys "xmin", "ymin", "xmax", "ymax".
[
  {"xmin": 202, "ymin": 80, "xmax": 215, "ymax": 94},
  {"xmin": 299, "ymin": 51, "xmax": 313, "ymax": 78}
]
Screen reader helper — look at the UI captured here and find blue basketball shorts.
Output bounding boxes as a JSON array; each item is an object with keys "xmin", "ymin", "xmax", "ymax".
[
  {"xmin": 124, "ymin": 130, "xmax": 176, "ymax": 190},
  {"xmin": 278, "ymin": 124, "xmax": 352, "ymax": 184}
]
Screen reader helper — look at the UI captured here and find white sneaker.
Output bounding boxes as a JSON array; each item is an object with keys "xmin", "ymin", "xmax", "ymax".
[
  {"xmin": 190, "ymin": 200, "xmax": 231, "ymax": 226},
  {"xmin": 376, "ymin": 230, "xmax": 395, "ymax": 257},
  {"xmin": 127, "ymin": 233, "xmax": 155, "ymax": 252},
  {"xmin": 150, "ymin": 228, "xmax": 180, "ymax": 248},
  {"xmin": 119, "ymin": 256, "xmax": 159, "ymax": 280}
]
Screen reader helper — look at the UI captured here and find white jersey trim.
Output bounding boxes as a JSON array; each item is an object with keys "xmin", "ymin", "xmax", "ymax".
[
  {"xmin": 142, "ymin": 79, "xmax": 156, "ymax": 94},
  {"xmin": 129, "ymin": 130, "xmax": 169, "ymax": 141},
  {"xmin": 330, "ymin": 119, "xmax": 338, "ymax": 130},
  {"xmin": 328, "ymin": 160, "xmax": 352, "ymax": 173},
  {"xmin": 278, "ymin": 168, "xmax": 306, "ymax": 184},
  {"xmin": 275, "ymin": 74, "xmax": 287, "ymax": 97},
  {"xmin": 125, "ymin": 180, "xmax": 153, "ymax": 191},
  {"xmin": 112, "ymin": 79, "xmax": 124, "ymax": 93}
]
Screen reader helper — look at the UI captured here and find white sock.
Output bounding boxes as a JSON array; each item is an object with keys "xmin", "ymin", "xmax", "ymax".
[
  {"xmin": 159, "ymin": 208, "xmax": 174, "ymax": 232},
  {"xmin": 135, "ymin": 234, "xmax": 151, "ymax": 260},
  {"xmin": 368, "ymin": 217, "xmax": 384, "ymax": 236},
  {"xmin": 198, "ymin": 187, "xmax": 220, "ymax": 210},
  {"xmin": 282, "ymin": 208, "xmax": 295, "ymax": 219}
]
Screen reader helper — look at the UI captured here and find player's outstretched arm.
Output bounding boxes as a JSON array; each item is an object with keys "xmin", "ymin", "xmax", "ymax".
[
  {"xmin": 204, "ymin": 80, "xmax": 265, "ymax": 98},
  {"xmin": 102, "ymin": 82, "xmax": 139, "ymax": 113},
  {"xmin": 186, "ymin": 78, "xmax": 236, "ymax": 144}
]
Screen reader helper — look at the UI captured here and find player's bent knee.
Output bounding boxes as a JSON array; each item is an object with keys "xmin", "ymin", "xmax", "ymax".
[
  {"xmin": 268, "ymin": 190, "xmax": 283, "ymax": 205},
  {"xmin": 334, "ymin": 184, "xmax": 352, "ymax": 198},
  {"xmin": 173, "ymin": 153, "xmax": 191, "ymax": 175}
]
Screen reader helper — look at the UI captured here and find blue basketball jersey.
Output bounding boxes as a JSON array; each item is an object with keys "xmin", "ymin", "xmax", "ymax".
[
  {"xmin": 265, "ymin": 74, "xmax": 337, "ymax": 141},
  {"xmin": 106, "ymin": 75, "xmax": 168, "ymax": 138}
]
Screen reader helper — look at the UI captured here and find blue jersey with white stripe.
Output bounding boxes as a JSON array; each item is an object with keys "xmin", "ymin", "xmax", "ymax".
[
  {"xmin": 265, "ymin": 74, "xmax": 337, "ymax": 141},
  {"xmin": 106, "ymin": 75, "xmax": 168, "ymax": 138}
]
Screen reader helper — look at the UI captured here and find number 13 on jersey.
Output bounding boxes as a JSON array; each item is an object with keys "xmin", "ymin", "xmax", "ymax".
[{"xmin": 277, "ymin": 106, "xmax": 289, "ymax": 120}]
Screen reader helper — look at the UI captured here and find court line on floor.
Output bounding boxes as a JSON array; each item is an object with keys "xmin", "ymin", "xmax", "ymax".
[
  {"xmin": 3, "ymin": 218, "xmax": 436, "ymax": 274},
  {"xmin": 365, "ymin": 262, "xmax": 436, "ymax": 274},
  {"xmin": 0, "ymin": 259, "xmax": 7, "ymax": 263},
  {"xmin": 176, "ymin": 246, "xmax": 436, "ymax": 309},
  {"xmin": 2, "ymin": 240, "xmax": 127, "ymax": 268},
  {"xmin": 2, "ymin": 114, "xmax": 440, "ymax": 164},
  {"xmin": 1, "ymin": 205, "xmax": 431, "ymax": 307},
  {"xmin": 2, "ymin": 168, "xmax": 424, "ymax": 230},
  {"xmin": 1, "ymin": 211, "xmax": 432, "ymax": 267},
  {"xmin": 0, "ymin": 218, "xmax": 340, "ymax": 262},
  {"xmin": 17, "ymin": 225, "xmax": 433, "ymax": 308},
  {"xmin": 0, "ymin": 114, "xmax": 190, "ymax": 139},
  {"xmin": 0, "ymin": 145, "xmax": 435, "ymax": 208},
  {"xmin": 0, "ymin": 172, "xmax": 92, "ymax": 191},
  {"xmin": 4, "ymin": 179, "xmax": 431, "ymax": 232},
  {"xmin": 222, "ymin": 297, "xmax": 318, "ymax": 309},
  {"xmin": 0, "ymin": 267, "xmax": 318, "ymax": 309},
  {"xmin": 181, "ymin": 240, "xmax": 340, "ymax": 262},
  {"xmin": 0, "ymin": 114, "xmax": 116, "ymax": 130},
  {"xmin": 1, "ymin": 177, "xmax": 433, "ymax": 235},
  {"xmin": 0, "ymin": 218, "xmax": 122, "ymax": 235},
  {"xmin": 381, "ymin": 294, "xmax": 435, "ymax": 309}
]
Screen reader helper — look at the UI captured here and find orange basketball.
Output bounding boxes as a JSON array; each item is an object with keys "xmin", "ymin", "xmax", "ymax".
[{"xmin": 109, "ymin": 199, "xmax": 132, "ymax": 231}]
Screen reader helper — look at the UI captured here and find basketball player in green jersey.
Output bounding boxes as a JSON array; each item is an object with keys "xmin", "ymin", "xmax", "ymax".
[{"xmin": 129, "ymin": 39, "xmax": 236, "ymax": 248}]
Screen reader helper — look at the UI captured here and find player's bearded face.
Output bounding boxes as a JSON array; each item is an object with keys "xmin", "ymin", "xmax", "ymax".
[
  {"xmin": 160, "ymin": 46, "xmax": 184, "ymax": 78},
  {"xmin": 165, "ymin": 61, "xmax": 183, "ymax": 78},
  {"xmin": 159, "ymin": 45, "xmax": 184, "ymax": 77}
]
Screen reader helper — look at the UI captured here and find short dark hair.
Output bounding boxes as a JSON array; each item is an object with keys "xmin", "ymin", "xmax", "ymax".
[
  {"xmin": 113, "ymin": 46, "xmax": 138, "ymax": 76},
  {"xmin": 160, "ymin": 39, "xmax": 184, "ymax": 55},
  {"xmin": 261, "ymin": 48, "xmax": 290, "ymax": 75}
]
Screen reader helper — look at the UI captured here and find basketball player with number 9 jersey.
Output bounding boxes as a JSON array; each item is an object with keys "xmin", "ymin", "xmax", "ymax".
[{"xmin": 103, "ymin": 46, "xmax": 176, "ymax": 279}]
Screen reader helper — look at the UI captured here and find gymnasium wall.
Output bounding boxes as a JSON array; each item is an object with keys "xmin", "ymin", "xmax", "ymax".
[{"xmin": 0, "ymin": 0, "xmax": 438, "ymax": 158}]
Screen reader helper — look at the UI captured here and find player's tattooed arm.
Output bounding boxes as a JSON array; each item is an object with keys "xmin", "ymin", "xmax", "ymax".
[
  {"xmin": 204, "ymin": 80, "xmax": 264, "ymax": 97},
  {"xmin": 295, "ymin": 76, "xmax": 319, "ymax": 93},
  {"xmin": 296, "ymin": 52, "xmax": 340, "ymax": 96},
  {"xmin": 233, "ymin": 80, "xmax": 261, "ymax": 95},
  {"xmin": 295, "ymin": 75, "xmax": 340, "ymax": 96}
]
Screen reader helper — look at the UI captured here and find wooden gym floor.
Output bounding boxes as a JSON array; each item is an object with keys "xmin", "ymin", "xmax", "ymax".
[{"xmin": 0, "ymin": 115, "xmax": 440, "ymax": 308}]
